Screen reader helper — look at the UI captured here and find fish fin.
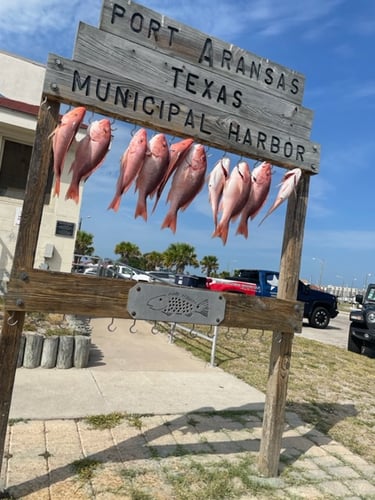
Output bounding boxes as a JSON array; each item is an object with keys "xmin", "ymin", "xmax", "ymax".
[
  {"xmin": 134, "ymin": 198, "xmax": 148, "ymax": 221},
  {"xmin": 258, "ymin": 198, "xmax": 284, "ymax": 226},
  {"xmin": 235, "ymin": 220, "xmax": 249, "ymax": 239},
  {"xmin": 65, "ymin": 182, "xmax": 80, "ymax": 204},
  {"xmin": 48, "ymin": 126, "xmax": 58, "ymax": 140},
  {"xmin": 108, "ymin": 195, "xmax": 122, "ymax": 212},
  {"xmin": 161, "ymin": 211, "xmax": 177, "ymax": 233},
  {"xmin": 53, "ymin": 177, "xmax": 61, "ymax": 198},
  {"xmin": 212, "ymin": 221, "xmax": 229, "ymax": 245}
]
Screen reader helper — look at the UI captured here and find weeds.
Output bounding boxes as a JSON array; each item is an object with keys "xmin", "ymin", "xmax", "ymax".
[
  {"xmin": 84, "ymin": 412, "xmax": 125, "ymax": 430},
  {"xmin": 71, "ymin": 457, "xmax": 101, "ymax": 482},
  {"xmin": 173, "ymin": 326, "xmax": 375, "ymax": 465}
]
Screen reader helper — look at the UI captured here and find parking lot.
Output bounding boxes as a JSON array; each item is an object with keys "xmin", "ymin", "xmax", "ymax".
[{"xmin": 298, "ymin": 310, "xmax": 350, "ymax": 349}]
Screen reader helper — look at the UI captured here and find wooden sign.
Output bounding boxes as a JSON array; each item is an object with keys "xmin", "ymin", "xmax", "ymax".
[
  {"xmin": 43, "ymin": 54, "xmax": 320, "ymax": 171},
  {"xmin": 42, "ymin": 0, "xmax": 321, "ymax": 171},
  {"xmin": 74, "ymin": 23, "xmax": 314, "ymax": 141},
  {"xmin": 100, "ymin": 0, "xmax": 306, "ymax": 106}
]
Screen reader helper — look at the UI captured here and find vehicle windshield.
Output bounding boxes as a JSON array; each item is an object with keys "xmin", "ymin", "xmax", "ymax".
[{"xmin": 366, "ymin": 286, "xmax": 375, "ymax": 302}]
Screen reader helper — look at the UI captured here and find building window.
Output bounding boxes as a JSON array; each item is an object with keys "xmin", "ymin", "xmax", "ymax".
[{"xmin": 0, "ymin": 138, "xmax": 53, "ymax": 201}]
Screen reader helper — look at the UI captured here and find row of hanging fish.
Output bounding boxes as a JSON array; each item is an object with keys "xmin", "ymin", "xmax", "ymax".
[
  {"xmin": 50, "ymin": 106, "xmax": 302, "ymax": 245},
  {"xmin": 208, "ymin": 158, "xmax": 302, "ymax": 244}
]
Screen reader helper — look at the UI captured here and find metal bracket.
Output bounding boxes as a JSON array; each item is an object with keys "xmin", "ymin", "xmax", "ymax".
[{"xmin": 127, "ymin": 283, "xmax": 226, "ymax": 326}]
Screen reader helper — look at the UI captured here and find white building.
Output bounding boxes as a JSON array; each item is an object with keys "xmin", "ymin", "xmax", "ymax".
[{"xmin": 0, "ymin": 51, "xmax": 84, "ymax": 293}]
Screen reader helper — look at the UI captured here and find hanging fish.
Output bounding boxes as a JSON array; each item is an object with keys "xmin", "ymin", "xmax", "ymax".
[
  {"xmin": 207, "ymin": 157, "xmax": 230, "ymax": 230},
  {"xmin": 152, "ymin": 137, "xmax": 194, "ymax": 213},
  {"xmin": 65, "ymin": 118, "xmax": 112, "ymax": 204},
  {"xmin": 50, "ymin": 106, "xmax": 86, "ymax": 197},
  {"xmin": 108, "ymin": 128, "xmax": 148, "ymax": 212},
  {"xmin": 161, "ymin": 143, "xmax": 207, "ymax": 233},
  {"xmin": 213, "ymin": 161, "xmax": 252, "ymax": 245},
  {"xmin": 236, "ymin": 161, "xmax": 272, "ymax": 238},
  {"xmin": 258, "ymin": 167, "xmax": 302, "ymax": 226},
  {"xmin": 134, "ymin": 133, "xmax": 170, "ymax": 221}
]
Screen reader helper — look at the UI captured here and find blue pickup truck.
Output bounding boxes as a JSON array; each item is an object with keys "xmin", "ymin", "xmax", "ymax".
[{"xmin": 232, "ymin": 269, "xmax": 339, "ymax": 329}]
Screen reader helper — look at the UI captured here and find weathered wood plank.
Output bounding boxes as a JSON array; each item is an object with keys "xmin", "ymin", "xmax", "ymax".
[
  {"xmin": 0, "ymin": 100, "xmax": 60, "ymax": 478},
  {"xmin": 100, "ymin": 0, "xmax": 306, "ymax": 105},
  {"xmin": 44, "ymin": 55, "xmax": 320, "ymax": 172},
  {"xmin": 5, "ymin": 269, "xmax": 303, "ymax": 333},
  {"xmin": 258, "ymin": 173, "xmax": 310, "ymax": 477},
  {"xmin": 11, "ymin": 101, "xmax": 59, "ymax": 272},
  {"xmin": 74, "ymin": 23, "xmax": 313, "ymax": 140}
]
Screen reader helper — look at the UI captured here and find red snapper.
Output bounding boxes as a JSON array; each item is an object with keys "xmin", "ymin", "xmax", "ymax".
[
  {"xmin": 161, "ymin": 143, "xmax": 207, "ymax": 233},
  {"xmin": 65, "ymin": 118, "xmax": 111, "ymax": 203}
]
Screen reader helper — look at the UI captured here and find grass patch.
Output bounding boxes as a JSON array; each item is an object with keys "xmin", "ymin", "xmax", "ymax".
[
  {"xmin": 164, "ymin": 455, "xmax": 274, "ymax": 500},
  {"xmin": 84, "ymin": 412, "xmax": 125, "ymax": 430},
  {"xmin": 71, "ymin": 457, "xmax": 101, "ymax": 482},
  {"xmin": 124, "ymin": 413, "xmax": 144, "ymax": 430},
  {"xmin": 172, "ymin": 325, "xmax": 375, "ymax": 465},
  {"xmin": 7, "ymin": 418, "xmax": 29, "ymax": 426}
]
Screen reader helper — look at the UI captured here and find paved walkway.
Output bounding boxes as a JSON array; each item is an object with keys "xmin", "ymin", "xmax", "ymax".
[{"xmin": 1, "ymin": 318, "xmax": 374, "ymax": 499}]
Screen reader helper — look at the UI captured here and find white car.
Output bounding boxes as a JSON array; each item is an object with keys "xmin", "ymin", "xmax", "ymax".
[{"xmin": 107, "ymin": 265, "xmax": 152, "ymax": 282}]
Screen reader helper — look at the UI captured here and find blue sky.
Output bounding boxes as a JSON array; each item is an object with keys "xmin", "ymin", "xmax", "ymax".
[{"xmin": 1, "ymin": 0, "xmax": 375, "ymax": 289}]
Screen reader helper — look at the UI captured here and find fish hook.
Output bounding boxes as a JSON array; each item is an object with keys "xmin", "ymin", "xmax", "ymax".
[
  {"xmin": 130, "ymin": 124, "xmax": 137, "ymax": 137},
  {"xmin": 189, "ymin": 324, "xmax": 198, "ymax": 338},
  {"xmin": 40, "ymin": 95, "xmax": 47, "ymax": 107},
  {"xmin": 129, "ymin": 318, "xmax": 137, "ymax": 334},
  {"xmin": 7, "ymin": 312, "xmax": 18, "ymax": 327},
  {"xmin": 151, "ymin": 321, "xmax": 159, "ymax": 335},
  {"xmin": 107, "ymin": 317, "xmax": 117, "ymax": 332}
]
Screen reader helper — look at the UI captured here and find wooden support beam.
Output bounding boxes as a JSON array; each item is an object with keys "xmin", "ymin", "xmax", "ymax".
[
  {"xmin": 258, "ymin": 173, "xmax": 310, "ymax": 477},
  {"xmin": 0, "ymin": 99, "xmax": 59, "ymax": 479},
  {"xmin": 5, "ymin": 268, "xmax": 303, "ymax": 333}
]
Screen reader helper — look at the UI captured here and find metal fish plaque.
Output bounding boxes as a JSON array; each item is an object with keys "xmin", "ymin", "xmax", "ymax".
[{"xmin": 127, "ymin": 283, "xmax": 226, "ymax": 325}]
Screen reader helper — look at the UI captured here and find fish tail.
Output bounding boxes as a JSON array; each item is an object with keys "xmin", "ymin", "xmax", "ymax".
[
  {"xmin": 236, "ymin": 220, "xmax": 248, "ymax": 239},
  {"xmin": 161, "ymin": 211, "xmax": 177, "ymax": 233},
  {"xmin": 212, "ymin": 221, "xmax": 229, "ymax": 245},
  {"xmin": 108, "ymin": 195, "xmax": 122, "ymax": 212},
  {"xmin": 53, "ymin": 176, "xmax": 61, "ymax": 197},
  {"xmin": 134, "ymin": 198, "xmax": 148, "ymax": 221},
  {"xmin": 65, "ymin": 182, "xmax": 80, "ymax": 204}
]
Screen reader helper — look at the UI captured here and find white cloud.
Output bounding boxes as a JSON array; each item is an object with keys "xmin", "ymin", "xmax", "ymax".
[{"xmin": 0, "ymin": 1, "xmax": 101, "ymax": 33}]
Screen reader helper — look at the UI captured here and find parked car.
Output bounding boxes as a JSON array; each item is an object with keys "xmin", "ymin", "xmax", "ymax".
[
  {"xmin": 231, "ymin": 269, "xmax": 339, "ymax": 329},
  {"xmin": 348, "ymin": 284, "xmax": 375, "ymax": 357},
  {"xmin": 107, "ymin": 264, "xmax": 152, "ymax": 282},
  {"xmin": 148, "ymin": 271, "xmax": 176, "ymax": 284}
]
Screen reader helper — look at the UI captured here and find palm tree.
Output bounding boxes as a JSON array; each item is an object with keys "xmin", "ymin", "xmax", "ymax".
[
  {"xmin": 74, "ymin": 230, "xmax": 94, "ymax": 256},
  {"xmin": 163, "ymin": 243, "xmax": 199, "ymax": 274},
  {"xmin": 143, "ymin": 251, "xmax": 165, "ymax": 271},
  {"xmin": 200, "ymin": 255, "xmax": 219, "ymax": 277},
  {"xmin": 114, "ymin": 241, "xmax": 141, "ymax": 264}
]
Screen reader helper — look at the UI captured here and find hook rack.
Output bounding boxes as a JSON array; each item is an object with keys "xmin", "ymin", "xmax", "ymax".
[
  {"xmin": 129, "ymin": 318, "xmax": 137, "ymax": 334},
  {"xmin": 107, "ymin": 318, "xmax": 117, "ymax": 332},
  {"xmin": 7, "ymin": 313, "xmax": 18, "ymax": 327}
]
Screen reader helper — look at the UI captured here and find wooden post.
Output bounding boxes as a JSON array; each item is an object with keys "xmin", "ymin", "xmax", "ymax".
[
  {"xmin": 258, "ymin": 173, "xmax": 310, "ymax": 477},
  {"xmin": 0, "ymin": 99, "xmax": 59, "ymax": 478}
]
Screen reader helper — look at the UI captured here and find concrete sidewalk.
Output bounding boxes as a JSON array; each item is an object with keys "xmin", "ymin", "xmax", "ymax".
[
  {"xmin": 2, "ymin": 317, "xmax": 375, "ymax": 499},
  {"xmin": 10, "ymin": 317, "xmax": 265, "ymax": 419}
]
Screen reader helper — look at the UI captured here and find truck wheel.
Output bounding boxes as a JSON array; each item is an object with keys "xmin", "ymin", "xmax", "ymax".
[
  {"xmin": 309, "ymin": 307, "xmax": 330, "ymax": 329},
  {"xmin": 347, "ymin": 328, "xmax": 362, "ymax": 354}
]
